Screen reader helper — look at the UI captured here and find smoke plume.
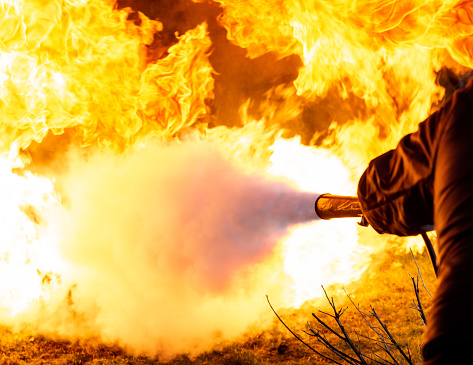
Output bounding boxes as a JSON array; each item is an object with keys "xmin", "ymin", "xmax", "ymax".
[{"xmin": 28, "ymin": 138, "xmax": 317, "ymax": 358}]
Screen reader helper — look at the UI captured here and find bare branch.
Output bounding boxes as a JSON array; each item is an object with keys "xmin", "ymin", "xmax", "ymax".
[
  {"xmin": 409, "ymin": 275, "xmax": 426, "ymax": 326},
  {"xmin": 376, "ymin": 343, "xmax": 401, "ymax": 365},
  {"xmin": 355, "ymin": 331, "xmax": 395, "ymax": 346},
  {"xmin": 370, "ymin": 306, "xmax": 413, "ymax": 365},
  {"xmin": 345, "ymin": 290, "xmax": 387, "ymax": 342},
  {"xmin": 266, "ymin": 295, "xmax": 343, "ymax": 365},
  {"xmin": 320, "ymin": 286, "xmax": 368, "ymax": 365},
  {"xmin": 311, "ymin": 313, "xmax": 345, "ymax": 342},
  {"xmin": 410, "ymin": 249, "xmax": 432, "ymax": 297},
  {"xmin": 365, "ymin": 351, "xmax": 397, "ymax": 365},
  {"xmin": 314, "ymin": 333, "xmax": 363, "ymax": 364}
]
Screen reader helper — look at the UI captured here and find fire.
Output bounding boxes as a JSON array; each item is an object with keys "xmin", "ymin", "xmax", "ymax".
[
  {"xmin": 268, "ymin": 138, "xmax": 368, "ymax": 305},
  {"xmin": 0, "ymin": 0, "xmax": 471, "ymax": 358},
  {"xmin": 0, "ymin": 156, "xmax": 62, "ymax": 316}
]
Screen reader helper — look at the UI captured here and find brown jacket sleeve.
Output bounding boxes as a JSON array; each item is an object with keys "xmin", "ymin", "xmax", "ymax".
[
  {"xmin": 357, "ymin": 78, "xmax": 473, "ymax": 362},
  {"xmin": 357, "ymin": 77, "xmax": 473, "ymax": 237},
  {"xmin": 357, "ymin": 102, "xmax": 441, "ymax": 236}
]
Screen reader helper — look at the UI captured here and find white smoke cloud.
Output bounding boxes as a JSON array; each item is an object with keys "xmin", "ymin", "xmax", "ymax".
[{"xmin": 22, "ymin": 138, "xmax": 317, "ymax": 358}]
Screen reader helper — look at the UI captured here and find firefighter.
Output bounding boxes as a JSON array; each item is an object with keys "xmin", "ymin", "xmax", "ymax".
[{"xmin": 357, "ymin": 77, "xmax": 473, "ymax": 364}]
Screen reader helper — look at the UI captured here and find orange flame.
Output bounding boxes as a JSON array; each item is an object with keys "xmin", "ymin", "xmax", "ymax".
[{"xmin": 0, "ymin": 0, "xmax": 471, "ymax": 358}]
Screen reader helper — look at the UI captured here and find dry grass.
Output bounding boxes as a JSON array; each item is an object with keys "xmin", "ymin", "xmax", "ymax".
[{"xmin": 0, "ymin": 249, "xmax": 436, "ymax": 365}]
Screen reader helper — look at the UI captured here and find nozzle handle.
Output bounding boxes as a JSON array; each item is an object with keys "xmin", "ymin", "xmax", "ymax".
[{"xmin": 315, "ymin": 194, "xmax": 362, "ymax": 220}]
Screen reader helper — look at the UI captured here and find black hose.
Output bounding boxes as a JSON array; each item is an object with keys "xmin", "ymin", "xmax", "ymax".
[{"xmin": 421, "ymin": 231, "xmax": 437, "ymax": 276}]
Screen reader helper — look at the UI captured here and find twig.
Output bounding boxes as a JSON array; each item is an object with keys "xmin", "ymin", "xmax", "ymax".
[
  {"xmin": 321, "ymin": 286, "xmax": 368, "ymax": 365},
  {"xmin": 355, "ymin": 331, "xmax": 395, "ymax": 346},
  {"xmin": 370, "ymin": 306, "xmax": 413, "ymax": 365},
  {"xmin": 345, "ymin": 291, "xmax": 388, "ymax": 344},
  {"xmin": 409, "ymin": 275, "xmax": 427, "ymax": 326},
  {"xmin": 410, "ymin": 249, "xmax": 432, "ymax": 297},
  {"xmin": 408, "ymin": 248, "xmax": 431, "ymax": 326},
  {"xmin": 266, "ymin": 295, "xmax": 343, "ymax": 365},
  {"xmin": 311, "ymin": 331, "xmax": 363, "ymax": 364},
  {"xmin": 371, "ymin": 347, "xmax": 398, "ymax": 365},
  {"xmin": 376, "ymin": 343, "xmax": 401, "ymax": 365},
  {"xmin": 304, "ymin": 317, "xmax": 363, "ymax": 364},
  {"xmin": 345, "ymin": 289, "xmax": 412, "ymax": 365},
  {"xmin": 311, "ymin": 313, "xmax": 346, "ymax": 342},
  {"xmin": 271, "ymin": 273, "xmax": 424, "ymax": 365}
]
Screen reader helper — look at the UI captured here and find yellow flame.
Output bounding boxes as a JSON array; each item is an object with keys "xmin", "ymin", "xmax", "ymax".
[
  {"xmin": 0, "ymin": 0, "xmax": 471, "ymax": 357},
  {"xmin": 267, "ymin": 138, "xmax": 368, "ymax": 305},
  {"xmin": 0, "ymin": 155, "xmax": 63, "ymax": 316}
]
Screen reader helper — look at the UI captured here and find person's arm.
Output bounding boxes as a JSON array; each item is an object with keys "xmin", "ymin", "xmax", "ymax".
[
  {"xmin": 357, "ymin": 109, "xmax": 440, "ymax": 236},
  {"xmin": 357, "ymin": 75, "xmax": 473, "ymax": 237}
]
